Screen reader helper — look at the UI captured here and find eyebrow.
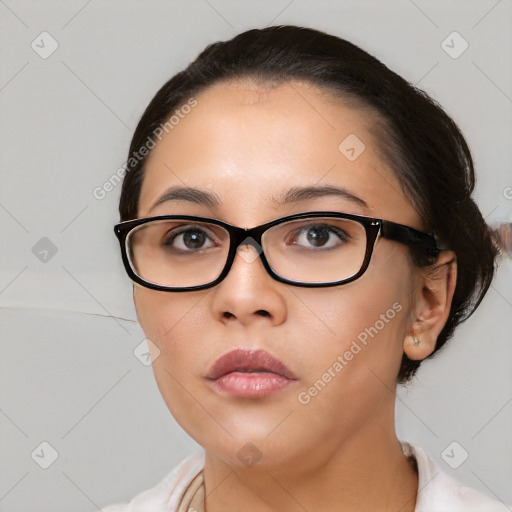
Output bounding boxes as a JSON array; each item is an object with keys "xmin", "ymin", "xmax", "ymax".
[
  {"xmin": 149, "ymin": 186, "xmax": 221, "ymax": 212},
  {"xmin": 274, "ymin": 185, "xmax": 369, "ymax": 209},
  {"xmin": 148, "ymin": 184, "xmax": 369, "ymax": 212}
]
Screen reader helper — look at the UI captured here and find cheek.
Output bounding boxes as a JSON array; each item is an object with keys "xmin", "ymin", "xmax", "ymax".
[
  {"xmin": 291, "ymin": 250, "xmax": 414, "ymax": 386},
  {"xmin": 133, "ymin": 287, "xmax": 213, "ymax": 431},
  {"xmin": 288, "ymin": 276, "xmax": 412, "ymax": 439},
  {"xmin": 133, "ymin": 287, "xmax": 212, "ymax": 383},
  {"xmin": 134, "ymin": 287, "xmax": 208, "ymax": 344}
]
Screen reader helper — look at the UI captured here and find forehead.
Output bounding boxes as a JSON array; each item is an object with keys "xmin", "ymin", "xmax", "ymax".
[{"xmin": 138, "ymin": 80, "xmax": 419, "ymax": 228}]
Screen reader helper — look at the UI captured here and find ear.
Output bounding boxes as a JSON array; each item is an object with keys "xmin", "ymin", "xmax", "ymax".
[{"xmin": 404, "ymin": 250, "xmax": 457, "ymax": 361}]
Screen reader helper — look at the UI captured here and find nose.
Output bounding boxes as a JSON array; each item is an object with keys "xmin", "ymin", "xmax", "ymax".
[
  {"xmin": 234, "ymin": 235, "xmax": 264, "ymax": 264},
  {"xmin": 209, "ymin": 240, "xmax": 287, "ymax": 327}
]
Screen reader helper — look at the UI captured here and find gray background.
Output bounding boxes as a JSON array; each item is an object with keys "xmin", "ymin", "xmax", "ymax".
[{"xmin": 1, "ymin": 1, "xmax": 511, "ymax": 511}]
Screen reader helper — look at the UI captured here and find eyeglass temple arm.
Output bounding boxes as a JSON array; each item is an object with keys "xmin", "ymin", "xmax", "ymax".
[{"xmin": 380, "ymin": 221, "xmax": 441, "ymax": 259}]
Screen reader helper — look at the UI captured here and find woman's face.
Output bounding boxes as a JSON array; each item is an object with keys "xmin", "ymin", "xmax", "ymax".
[{"xmin": 134, "ymin": 80, "xmax": 422, "ymax": 470}]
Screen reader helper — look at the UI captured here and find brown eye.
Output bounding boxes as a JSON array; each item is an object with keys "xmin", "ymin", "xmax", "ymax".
[
  {"xmin": 165, "ymin": 228, "xmax": 210, "ymax": 250},
  {"xmin": 288, "ymin": 224, "xmax": 349, "ymax": 249}
]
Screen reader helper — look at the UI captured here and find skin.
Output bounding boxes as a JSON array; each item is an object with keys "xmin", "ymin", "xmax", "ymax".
[{"xmin": 133, "ymin": 79, "xmax": 457, "ymax": 512}]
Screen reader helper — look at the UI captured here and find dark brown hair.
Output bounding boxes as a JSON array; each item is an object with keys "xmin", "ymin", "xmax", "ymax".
[{"xmin": 118, "ymin": 25, "xmax": 498, "ymax": 382}]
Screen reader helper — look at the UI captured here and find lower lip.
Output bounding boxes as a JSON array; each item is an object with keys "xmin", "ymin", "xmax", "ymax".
[{"xmin": 208, "ymin": 372, "xmax": 297, "ymax": 398}]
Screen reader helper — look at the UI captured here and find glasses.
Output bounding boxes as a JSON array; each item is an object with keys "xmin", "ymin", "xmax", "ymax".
[{"xmin": 114, "ymin": 211, "xmax": 440, "ymax": 292}]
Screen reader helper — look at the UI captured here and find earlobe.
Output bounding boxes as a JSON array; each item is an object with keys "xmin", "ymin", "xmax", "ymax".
[
  {"xmin": 403, "ymin": 250, "xmax": 457, "ymax": 361},
  {"xmin": 403, "ymin": 334, "xmax": 436, "ymax": 360}
]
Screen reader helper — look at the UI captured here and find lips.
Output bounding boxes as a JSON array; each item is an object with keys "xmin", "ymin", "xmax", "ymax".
[
  {"xmin": 206, "ymin": 348, "xmax": 297, "ymax": 380},
  {"xmin": 205, "ymin": 348, "xmax": 298, "ymax": 398}
]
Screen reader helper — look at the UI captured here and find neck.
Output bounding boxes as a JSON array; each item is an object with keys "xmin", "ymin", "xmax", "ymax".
[{"xmin": 202, "ymin": 409, "xmax": 418, "ymax": 512}]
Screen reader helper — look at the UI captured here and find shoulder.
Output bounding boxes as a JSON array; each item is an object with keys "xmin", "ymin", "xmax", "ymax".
[
  {"xmin": 402, "ymin": 441, "xmax": 509, "ymax": 512},
  {"xmin": 100, "ymin": 450, "xmax": 205, "ymax": 512}
]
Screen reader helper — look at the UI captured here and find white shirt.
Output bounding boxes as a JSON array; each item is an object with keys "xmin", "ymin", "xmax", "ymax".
[{"xmin": 100, "ymin": 442, "xmax": 509, "ymax": 511}]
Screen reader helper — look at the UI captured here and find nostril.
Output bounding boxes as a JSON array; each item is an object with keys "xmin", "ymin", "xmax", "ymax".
[
  {"xmin": 256, "ymin": 310, "xmax": 270, "ymax": 317},
  {"xmin": 223, "ymin": 312, "xmax": 235, "ymax": 319}
]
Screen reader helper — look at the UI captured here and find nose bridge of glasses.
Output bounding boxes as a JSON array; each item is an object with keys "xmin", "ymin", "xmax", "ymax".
[{"xmin": 230, "ymin": 225, "xmax": 265, "ymax": 263}]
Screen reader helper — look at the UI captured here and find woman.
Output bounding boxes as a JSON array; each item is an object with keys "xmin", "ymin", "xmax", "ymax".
[{"xmin": 104, "ymin": 25, "xmax": 505, "ymax": 511}]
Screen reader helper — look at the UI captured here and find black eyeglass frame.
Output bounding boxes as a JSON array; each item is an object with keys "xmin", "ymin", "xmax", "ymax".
[{"xmin": 114, "ymin": 211, "xmax": 440, "ymax": 292}]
